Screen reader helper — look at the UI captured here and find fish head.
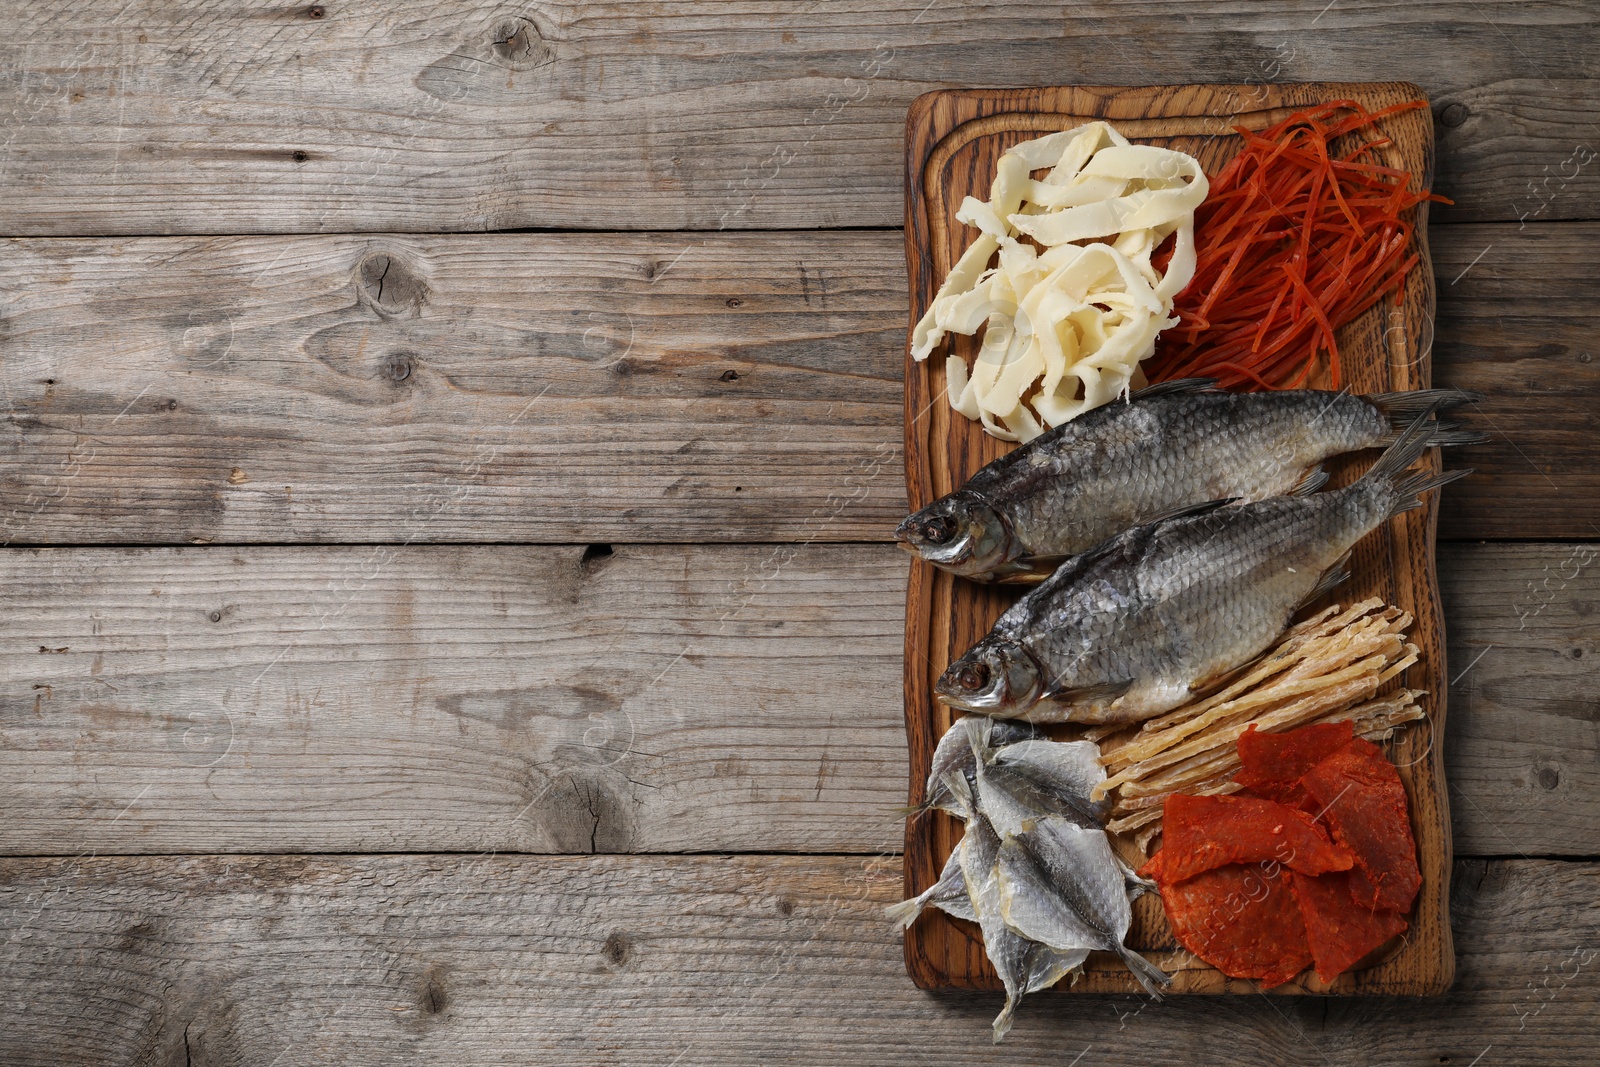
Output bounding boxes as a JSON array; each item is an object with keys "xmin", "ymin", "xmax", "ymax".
[
  {"xmin": 935, "ymin": 639, "xmax": 1044, "ymax": 716},
  {"xmin": 894, "ymin": 491, "xmax": 1015, "ymax": 579}
]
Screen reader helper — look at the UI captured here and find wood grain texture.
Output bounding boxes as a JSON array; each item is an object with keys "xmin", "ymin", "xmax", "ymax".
[
  {"xmin": 1440, "ymin": 542, "xmax": 1600, "ymax": 857},
  {"xmin": 0, "ymin": 542, "xmax": 1589, "ymax": 858},
  {"xmin": 0, "ymin": 232, "xmax": 904, "ymax": 544},
  {"xmin": 0, "ymin": 224, "xmax": 1592, "ymax": 544},
  {"xmin": 901, "ymin": 84, "xmax": 1450, "ymax": 994},
  {"xmin": 1431, "ymin": 222, "xmax": 1600, "ymax": 541},
  {"xmin": 0, "ymin": 2, "xmax": 1595, "ymax": 234},
  {"xmin": 0, "ymin": 543, "xmax": 908, "ymax": 856},
  {"xmin": 0, "ymin": 853, "xmax": 1595, "ymax": 1066}
]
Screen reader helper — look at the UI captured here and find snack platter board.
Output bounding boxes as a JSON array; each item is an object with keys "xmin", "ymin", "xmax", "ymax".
[{"xmin": 900, "ymin": 83, "xmax": 1455, "ymax": 995}]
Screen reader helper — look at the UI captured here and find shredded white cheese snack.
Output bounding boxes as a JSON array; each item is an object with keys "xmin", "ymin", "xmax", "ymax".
[{"xmin": 911, "ymin": 123, "xmax": 1208, "ymax": 441}]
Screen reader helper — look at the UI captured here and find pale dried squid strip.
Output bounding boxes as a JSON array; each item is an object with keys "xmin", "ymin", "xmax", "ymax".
[{"xmin": 911, "ymin": 121, "xmax": 1208, "ymax": 441}]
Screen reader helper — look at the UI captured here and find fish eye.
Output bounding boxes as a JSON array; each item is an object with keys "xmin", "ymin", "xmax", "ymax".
[
  {"xmin": 957, "ymin": 663, "xmax": 990, "ymax": 690},
  {"xmin": 922, "ymin": 516, "xmax": 957, "ymax": 544}
]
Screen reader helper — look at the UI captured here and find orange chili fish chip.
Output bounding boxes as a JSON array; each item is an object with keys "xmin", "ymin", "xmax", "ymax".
[
  {"xmin": 1290, "ymin": 870, "xmax": 1410, "ymax": 982},
  {"xmin": 1139, "ymin": 794, "xmax": 1354, "ymax": 884},
  {"xmin": 1159, "ymin": 863, "xmax": 1312, "ymax": 988},
  {"xmin": 1235, "ymin": 721, "xmax": 1356, "ymax": 804},
  {"xmin": 1300, "ymin": 738, "xmax": 1421, "ymax": 913}
]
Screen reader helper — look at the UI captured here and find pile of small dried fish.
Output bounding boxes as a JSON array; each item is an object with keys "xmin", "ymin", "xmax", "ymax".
[{"xmin": 890, "ymin": 716, "xmax": 1169, "ymax": 1040}]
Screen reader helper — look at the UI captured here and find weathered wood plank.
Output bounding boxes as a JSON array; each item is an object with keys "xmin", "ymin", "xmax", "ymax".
[
  {"xmin": 0, "ymin": 543, "xmax": 908, "ymax": 856},
  {"xmin": 0, "ymin": 232, "xmax": 906, "ymax": 544},
  {"xmin": 0, "ymin": 2, "xmax": 1595, "ymax": 234},
  {"xmin": 1432, "ymin": 223, "xmax": 1600, "ymax": 541},
  {"xmin": 0, "ymin": 542, "xmax": 1591, "ymax": 857},
  {"xmin": 0, "ymin": 853, "xmax": 1594, "ymax": 1065},
  {"xmin": 1441, "ymin": 543, "xmax": 1600, "ymax": 857},
  {"xmin": 0, "ymin": 224, "xmax": 1592, "ymax": 543}
]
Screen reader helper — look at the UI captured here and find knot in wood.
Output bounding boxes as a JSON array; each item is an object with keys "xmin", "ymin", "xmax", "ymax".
[
  {"xmin": 491, "ymin": 16, "xmax": 554, "ymax": 70},
  {"xmin": 357, "ymin": 253, "xmax": 429, "ymax": 318}
]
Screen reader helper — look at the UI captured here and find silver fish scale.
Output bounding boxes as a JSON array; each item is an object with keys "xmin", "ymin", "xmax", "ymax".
[
  {"xmin": 970, "ymin": 390, "xmax": 1388, "ymax": 560},
  {"xmin": 1018, "ymin": 479, "xmax": 1392, "ymax": 720}
]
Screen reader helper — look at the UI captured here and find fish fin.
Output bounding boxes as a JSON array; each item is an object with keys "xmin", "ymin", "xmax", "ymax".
[
  {"xmin": 1290, "ymin": 465, "xmax": 1330, "ymax": 496},
  {"xmin": 1366, "ymin": 386, "xmax": 1484, "ymax": 429},
  {"xmin": 1299, "ymin": 551, "xmax": 1353, "ymax": 609},
  {"xmin": 1115, "ymin": 852, "xmax": 1159, "ymax": 897},
  {"xmin": 893, "ymin": 802, "xmax": 930, "ymax": 820},
  {"xmin": 940, "ymin": 768, "xmax": 975, "ymax": 815},
  {"xmin": 1023, "ymin": 533, "xmax": 1133, "ymax": 605},
  {"xmin": 1424, "ymin": 420, "xmax": 1491, "ymax": 448},
  {"xmin": 991, "ymin": 994, "xmax": 1020, "ymax": 1043},
  {"xmin": 1360, "ymin": 407, "xmax": 1476, "ymax": 516},
  {"xmin": 1039, "ymin": 676, "xmax": 1134, "ymax": 706},
  {"xmin": 1127, "ymin": 377, "xmax": 1221, "ymax": 401},
  {"xmin": 1117, "ymin": 946, "xmax": 1172, "ymax": 999},
  {"xmin": 996, "ymin": 554, "xmax": 1068, "ymax": 584},
  {"xmin": 1361, "ymin": 407, "xmax": 1444, "ymax": 483},
  {"xmin": 1384, "ymin": 467, "xmax": 1474, "ymax": 518},
  {"xmin": 885, "ymin": 895, "xmax": 929, "ymax": 930},
  {"xmin": 1142, "ymin": 496, "xmax": 1240, "ymax": 526},
  {"xmin": 961, "ymin": 716, "xmax": 996, "ymax": 767}
]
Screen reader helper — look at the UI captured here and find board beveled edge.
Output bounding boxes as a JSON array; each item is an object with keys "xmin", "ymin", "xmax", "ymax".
[{"xmin": 901, "ymin": 83, "xmax": 1455, "ymax": 995}]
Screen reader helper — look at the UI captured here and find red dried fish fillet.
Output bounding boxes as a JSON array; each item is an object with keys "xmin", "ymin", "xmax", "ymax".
[
  {"xmin": 1159, "ymin": 863, "xmax": 1312, "ymax": 988},
  {"xmin": 1299, "ymin": 738, "xmax": 1422, "ymax": 913},
  {"xmin": 1235, "ymin": 720, "xmax": 1356, "ymax": 804},
  {"xmin": 1291, "ymin": 870, "xmax": 1410, "ymax": 982},
  {"xmin": 1139, "ymin": 794, "xmax": 1354, "ymax": 884}
]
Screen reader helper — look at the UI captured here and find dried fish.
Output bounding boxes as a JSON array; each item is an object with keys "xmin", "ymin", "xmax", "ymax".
[
  {"xmin": 997, "ymin": 816, "xmax": 1171, "ymax": 998},
  {"xmin": 897, "ymin": 381, "xmax": 1484, "ymax": 582},
  {"xmin": 936, "ymin": 410, "xmax": 1470, "ymax": 724}
]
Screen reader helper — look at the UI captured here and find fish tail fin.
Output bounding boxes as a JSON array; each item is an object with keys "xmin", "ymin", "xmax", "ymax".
[
  {"xmin": 1384, "ymin": 468, "xmax": 1475, "ymax": 518},
  {"xmin": 1367, "ymin": 387, "xmax": 1489, "ymax": 447},
  {"xmin": 1361, "ymin": 408, "xmax": 1475, "ymax": 517},
  {"xmin": 1117, "ymin": 947, "xmax": 1172, "ymax": 999},
  {"xmin": 884, "ymin": 894, "xmax": 929, "ymax": 930},
  {"xmin": 893, "ymin": 801, "xmax": 930, "ymax": 820},
  {"xmin": 991, "ymin": 993, "xmax": 1021, "ymax": 1043},
  {"xmin": 1425, "ymin": 420, "xmax": 1492, "ymax": 448}
]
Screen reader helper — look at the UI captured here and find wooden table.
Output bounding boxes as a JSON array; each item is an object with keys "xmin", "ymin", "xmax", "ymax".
[{"xmin": 0, "ymin": 4, "xmax": 1593, "ymax": 1063}]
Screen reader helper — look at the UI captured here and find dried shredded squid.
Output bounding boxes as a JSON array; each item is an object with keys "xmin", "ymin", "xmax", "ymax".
[{"xmin": 911, "ymin": 123, "xmax": 1207, "ymax": 441}]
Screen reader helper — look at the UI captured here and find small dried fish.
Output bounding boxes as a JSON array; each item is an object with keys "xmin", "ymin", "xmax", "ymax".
[
  {"xmin": 910, "ymin": 715, "xmax": 1041, "ymax": 818},
  {"xmin": 997, "ymin": 816, "xmax": 1171, "ymax": 998},
  {"xmin": 961, "ymin": 813, "xmax": 1089, "ymax": 1042},
  {"xmin": 967, "ymin": 720, "xmax": 1108, "ymax": 835},
  {"xmin": 890, "ymin": 717, "xmax": 1157, "ymax": 1038}
]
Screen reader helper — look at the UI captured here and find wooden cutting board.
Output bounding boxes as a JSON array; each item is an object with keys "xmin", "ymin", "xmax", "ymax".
[{"xmin": 900, "ymin": 83, "xmax": 1455, "ymax": 995}]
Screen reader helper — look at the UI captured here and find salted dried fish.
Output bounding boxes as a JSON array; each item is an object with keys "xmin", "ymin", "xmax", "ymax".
[
  {"xmin": 911, "ymin": 715, "xmax": 1041, "ymax": 817},
  {"xmin": 936, "ymin": 410, "xmax": 1471, "ymax": 724},
  {"xmin": 896, "ymin": 381, "xmax": 1483, "ymax": 582},
  {"xmin": 961, "ymin": 813, "xmax": 1088, "ymax": 1041},
  {"xmin": 966, "ymin": 719, "xmax": 1108, "ymax": 835},
  {"xmin": 996, "ymin": 816, "xmax": 1171, "ymax": 998}
]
